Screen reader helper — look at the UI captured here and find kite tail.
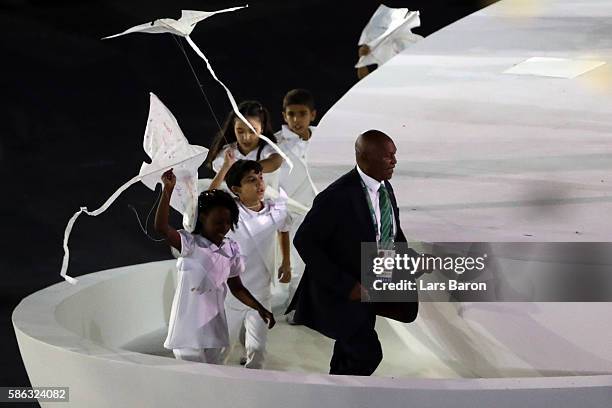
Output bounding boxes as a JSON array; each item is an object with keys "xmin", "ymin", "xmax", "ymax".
[
  {"xmin": 184, "ymin": 35, "xmax": 294, "ymax": 170},
  {"xmin": 60, "ymin": 175, "xmax": 141, "ymax": 284}
]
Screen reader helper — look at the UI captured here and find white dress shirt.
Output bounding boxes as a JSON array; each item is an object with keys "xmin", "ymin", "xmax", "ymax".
[
  {"xmin": 226, "ymin": 195, "xmax": 292, "ymax": 299},
  {"xmin": 275, "ymin": 125, "xmax": 318, "ymax": 206},
  {"xmin": 356, "ymin": 164, "xmax": 396, "ymax": 242}
]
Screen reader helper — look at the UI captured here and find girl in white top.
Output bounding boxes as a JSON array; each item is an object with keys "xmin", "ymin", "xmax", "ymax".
[
  {"xmin": 154, "ymin": 169, "xmax": 275, "ymax": 364},
  {"xmin": 207, "ymin": 100, "xmax": 283, "ymax": 190},
  {"xmin": 209, "ymin": 159, "xmax": 292, "ymax": 369}
]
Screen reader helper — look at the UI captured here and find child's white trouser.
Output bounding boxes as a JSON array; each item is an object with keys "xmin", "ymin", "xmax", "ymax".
[
  {"xmin": 173, "ymin": 347, "xmax": 222, "ymax": 364},
  {"xmin": 222, "ymin": 295, "xmax": 271, "ymax": 369}
]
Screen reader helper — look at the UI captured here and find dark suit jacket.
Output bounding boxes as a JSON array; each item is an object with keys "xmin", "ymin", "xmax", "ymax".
[{"xmin": 286, "ymin": 167, "xmax": 418, "ymax": 340}]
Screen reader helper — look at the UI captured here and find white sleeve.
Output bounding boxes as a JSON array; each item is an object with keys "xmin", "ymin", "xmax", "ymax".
[
  {"xmin": 275, "ymin": 193, "xmax": 293, "ymax": 233},
  {"xmin": 275, "ymin": 130, "xmax": 290, "ymax": 150},
  {"xmin": 278, "ymin": 209, "xmax": 293, "ymax": 233},
  {"xmin": 259, "ymin": 143, "xmax": 277, "ymax": 160},
  {"xmin": 229, "ymin": 240, "xmax": 245, "ymax": 278},
  {"xmin": 177, "ymin": 229, "xmax": 195, "ymax": 257}
]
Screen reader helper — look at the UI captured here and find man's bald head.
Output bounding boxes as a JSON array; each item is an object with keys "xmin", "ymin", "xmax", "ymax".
[
  {"xmin": 355, "ymin": 130, "xmax": 392, "ymax": 156},
  {"xmin": 355, "ymin": 129, "xmax": 397, "ymax": 181}
]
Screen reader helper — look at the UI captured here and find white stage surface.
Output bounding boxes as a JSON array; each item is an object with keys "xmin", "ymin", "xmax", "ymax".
[
  {"xmin": 310, "ymin": 0, "xmax": 612, "ymax": 242},
  {"xmin": 14, "ymin": 0, "xmax": 612, "ymax": 406}
]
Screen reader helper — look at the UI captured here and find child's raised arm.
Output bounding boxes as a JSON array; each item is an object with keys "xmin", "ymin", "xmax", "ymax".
[
  {"xmin": 154, "ymin": 169, "xmax": 182, "ymax": 252},
  {"xmin": 209, "ymin": 148, "xmax": 236, "ymax": 191},
  {"xmin": 259, "ymin": 153, "xmax": 283, "ymax": 173}
]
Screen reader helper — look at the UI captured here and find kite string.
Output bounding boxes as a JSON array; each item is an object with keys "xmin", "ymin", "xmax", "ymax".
[
  {"xmin": 60, "ymin": 174, "xmax": 143, "ymax": 284},
  {"xmin": 127, "ymin": 186, "xmax": 165, "ymax": 242},
  {"xmin": 171, "ymin": 34, "xmax": 226, "ymax": 143}
]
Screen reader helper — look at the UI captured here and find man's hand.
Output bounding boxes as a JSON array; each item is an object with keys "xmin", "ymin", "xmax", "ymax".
[
  {"xmin": 277, "ymin": 262, "xmax": 292, "ymax": 283},
  {"xmin": 258, "ymin": 308, "xmax": 276, "ymax": 329},
  {"xmin": 161, "ymin": 169, "xmax": 176, "ymax": 190}
]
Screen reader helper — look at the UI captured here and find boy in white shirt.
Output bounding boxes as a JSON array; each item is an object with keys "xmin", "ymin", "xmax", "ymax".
[
  {"xmin": 275, "ymin": 89, "xmax": 318, "ymax": 321},
  {"xmin": 209, "ymin": 159, "xmax": 292, "ymax": 368},
  {"xmin": 276, "ymin": 89, "xmax": 317, "ymax": 205}
]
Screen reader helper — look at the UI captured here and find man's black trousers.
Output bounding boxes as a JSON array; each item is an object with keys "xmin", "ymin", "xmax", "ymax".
[{"xmin": 329, "ymin": 312, "xmax": 382, "ymax": 376}]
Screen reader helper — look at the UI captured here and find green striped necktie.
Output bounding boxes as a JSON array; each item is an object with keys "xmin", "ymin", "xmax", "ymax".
[{"xmin": 378, "ymin": 184, "xmax": 393, "ymax": 244}]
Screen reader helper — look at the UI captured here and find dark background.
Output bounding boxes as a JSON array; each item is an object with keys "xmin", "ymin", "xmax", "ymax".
[{"xmin": 0, "ymin": 0, "xmax": 496, "ymax": 393}]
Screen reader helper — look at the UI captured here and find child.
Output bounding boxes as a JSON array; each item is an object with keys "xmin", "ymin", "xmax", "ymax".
[
  {"xmin": 275, "ymin": 89, "xmax": 318, "ymax": 322},
  {"xmin": 209, "ymin": 159, "xmax": 292, "ymax": 369},
  {"xmin": 206, "ymin": 100, "xmax": 283, "ymax": 189},
  {"xmin": 154, "ymin": 169, "xmax": 275, "ymax": 364},
  {"xmin": 276, "ymin": 89, "xmax": 317, "ymax": 205}
]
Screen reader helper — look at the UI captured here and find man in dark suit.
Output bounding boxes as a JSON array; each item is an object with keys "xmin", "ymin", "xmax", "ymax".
[{"xmin": 286, "ymin": 129, "xmax": 418, "ymax": 376}]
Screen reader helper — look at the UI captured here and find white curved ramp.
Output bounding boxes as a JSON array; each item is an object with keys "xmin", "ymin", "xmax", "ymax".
[{"xmin": 12, "ymin": 262, "xmax": 612, "ymax": 407}]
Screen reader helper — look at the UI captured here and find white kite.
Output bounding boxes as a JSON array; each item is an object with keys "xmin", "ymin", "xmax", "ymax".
[
  {"xmin": 103, "ymin": 6, "xmax": 293, "ymax": 170},
  {"xmin": 139, "ymin": 93, "xmax": 206, "ymax": 231},
  {"xmin": 61, "ymin": 93, "xmax": 207, "ymax": 284},
  {"xmin": 103, "ymin": 8, "xmax": 246, "ymax": 39},
  {"xmin": 356, "ymin": 4, "xmax": 423, "ymax": 68}
]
